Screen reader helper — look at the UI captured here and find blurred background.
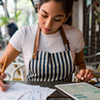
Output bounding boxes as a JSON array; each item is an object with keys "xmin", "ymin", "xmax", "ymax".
[{"xmin": 0, "ymin": 0, "xmax": 38, "ymax": 45}]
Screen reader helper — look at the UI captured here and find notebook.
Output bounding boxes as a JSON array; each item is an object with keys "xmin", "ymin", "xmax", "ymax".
[{"xmin": 55, "ymin": 82, "xmax": 100, "ymax": 100}]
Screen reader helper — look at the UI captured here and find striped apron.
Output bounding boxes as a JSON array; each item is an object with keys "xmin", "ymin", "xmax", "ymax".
[{"xmin": 27, "ymin": 26, "xmax": 75, "ymax": 82}]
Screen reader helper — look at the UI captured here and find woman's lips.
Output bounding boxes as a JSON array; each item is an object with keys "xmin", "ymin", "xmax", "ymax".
[{"xmin": 44, "ymin": 27, "xmax": 51, "ymax": 31}]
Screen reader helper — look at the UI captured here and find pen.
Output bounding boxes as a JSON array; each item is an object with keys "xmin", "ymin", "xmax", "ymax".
[{"xmin": 1, "ymin": 55, "xmax": 8, "ymax": 74}]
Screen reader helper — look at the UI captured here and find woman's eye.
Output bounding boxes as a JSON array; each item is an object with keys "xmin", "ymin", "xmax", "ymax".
[
  {"xmin": 54, "ymin": 19, "xmax": 61, "ymax": 22},
  {"xmin": 41, "ymin": 14, "xmax": 48, "ymax": 18}
]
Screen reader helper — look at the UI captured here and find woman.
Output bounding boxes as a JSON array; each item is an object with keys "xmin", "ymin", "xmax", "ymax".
[{"xmin": 0, "ymin": 0, "xmax": 94, "ymax": 91}]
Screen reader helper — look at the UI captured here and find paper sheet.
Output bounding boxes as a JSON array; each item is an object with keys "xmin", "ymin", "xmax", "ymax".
[
  {"xmin": 0, "ymin": 82, "xmax": 56, "ymax": 100},
  {"xmin": 47, "ymin": 88, "xmax": 56, "ymax": 96},
  {"xmin": 13, "ymin": 82, "xmax": 40, "ymax": 100},
  {"xmin": 0, "ymin": 84, "xmax": 25, "ymax": 100},
  {"xmin": 29, "ymin": 86, "xmax": 40, "ymax": 100},
  {"xmin": 19, "ymin": 92, "xmax": 31, "ymax": 100},
  {"xmin": 13, "ymin": 82, "xmax": 56, "ymax": 100},
  {"xmin": 40, "ymin": 87, "xmax": 49, "ymax": 100}
]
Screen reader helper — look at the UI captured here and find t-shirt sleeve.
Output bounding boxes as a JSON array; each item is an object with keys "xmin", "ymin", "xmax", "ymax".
[
  {"xmin": 75, "ymin": 29, "xmax": 85, "ymax": 53},
  {"xmin": 9, "ymin": 27, "xmax": 25, "ymax": 52}
]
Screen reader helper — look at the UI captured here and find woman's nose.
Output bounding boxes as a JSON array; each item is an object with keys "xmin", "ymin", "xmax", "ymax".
[{"xmin": 45, "ymin": 18, "xmax": 53, "ymax": 28}]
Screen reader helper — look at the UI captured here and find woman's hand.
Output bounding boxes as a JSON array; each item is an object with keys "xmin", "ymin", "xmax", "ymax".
[
  {"xmin": 0, "ymin": 63, "xmax": 7, "ymax": 92},
  {"xmin": 76, "ymin": 69, "xmax": 94, "ymax": 82}
]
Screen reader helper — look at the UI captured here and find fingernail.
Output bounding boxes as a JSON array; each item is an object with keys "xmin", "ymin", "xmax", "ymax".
[{"xmin": 88, "ymin": 75, "xmax": 90, "ymax": 77}]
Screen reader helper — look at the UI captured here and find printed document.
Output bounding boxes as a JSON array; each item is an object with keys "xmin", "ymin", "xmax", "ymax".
[
  {"xmin": 0, "ymin": 84, "xmax": 25, "ymax": 100},
  {"xmin": 0, "ymin": 82, "xmax": 56, "ymax": 100}
]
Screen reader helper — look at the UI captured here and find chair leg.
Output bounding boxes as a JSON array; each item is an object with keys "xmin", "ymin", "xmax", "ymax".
[
  {"xmin": 5, "ymin": 72, "xmax": 11, "ymax": 80},
  {"xmin": 96, "ymin": 78, "xmax": 100, "ymax": 82}
]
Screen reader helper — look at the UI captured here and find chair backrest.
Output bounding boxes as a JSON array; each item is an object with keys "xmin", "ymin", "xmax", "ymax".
[{"xmin": 10, "ymin": 63, "xmax": 26, "ymax": 81}]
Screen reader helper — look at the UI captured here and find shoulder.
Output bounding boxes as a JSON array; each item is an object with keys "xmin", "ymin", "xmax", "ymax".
[
  {"xmin": 62, "ymin": 24, "xmax": 83, "ymax": 40},
  {"xmin": 15, "ymin": 23, "xmax": 38, "ymax": 39},
  {"xmin": 19, "ymin": 23, "xmax": 38, "ymax": 34},
  {"xmin": 10, "ymin": 23, "xmax": 38, "ymax": 42},
  {"xmin": 9, "ymin": 23, "xmax": 38, "ymax": 52},
  {"xmin": 61, "ymin": 24, "xmax": 85, "ymax": 53},
  {"xmin": 62, "ymin": 24, "xmax": 82, "ymax": 35}
]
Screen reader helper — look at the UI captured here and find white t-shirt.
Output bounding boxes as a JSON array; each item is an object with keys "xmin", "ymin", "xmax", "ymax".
[{"xmin": 9, "ymin": 23, "xmax": 85, "ymax": 73}]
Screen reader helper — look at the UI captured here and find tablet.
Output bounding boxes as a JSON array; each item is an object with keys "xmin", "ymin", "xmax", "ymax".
[{"xmin": 55, "ymin": 82, "xmax": 100, "ymax": 100}]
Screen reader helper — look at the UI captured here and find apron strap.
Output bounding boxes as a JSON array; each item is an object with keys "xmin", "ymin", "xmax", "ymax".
[
  {"xmin": 60, "ymin": 26, "xmax": 69, "ymax": 44},
  {"xmin": 32, "ymin": 26, "xmax": 40, "ymax": 59},
  {"xmin": 32, "ymin": 25, "xmax": 69, "ymax": 59}
]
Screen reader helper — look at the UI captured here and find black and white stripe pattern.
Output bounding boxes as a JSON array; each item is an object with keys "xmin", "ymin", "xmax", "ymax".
[{"xmin": 27, "ymin": 43, "xmax": 75, "ymax": 82}]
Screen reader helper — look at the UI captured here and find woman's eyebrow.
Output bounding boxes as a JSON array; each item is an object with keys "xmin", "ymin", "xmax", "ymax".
[
  {"xmin": 41, "ymin": 9, "xmax": 48, "ymax": 14},
  {"xmin": 55, "ymin": 15, "xmax": 64, "ymax": 17},
  {"xmin": 41, "ymin": 9, "xmax": 64, "ymax": 17}
]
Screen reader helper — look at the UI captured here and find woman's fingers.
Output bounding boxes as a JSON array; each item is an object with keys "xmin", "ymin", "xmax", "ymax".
[
  {"xmin": 76, "ymin": 69, "xmax": 94, "ymax": 82},
  {"xmin": 0, "ymin": 78, "xmax": 4, "ymax": 92},
  {"xmin": 0, "ymin": 73, "xmax": 7, "ymax": 92},
  {"xmin": 1, "ymin": 73, "xmax": 7, "ymax": 79},
  {"xmin": 76, "ymin": 69, "xmax": 85, "ymax": 80},
  {"xmin": 84, "ymin": 69, "xmax": 94, "ymax": 80},
  {"xmin": 0, "ymin": 70, "xmax": 6, "ymax": 92},
  {"xmin": 84, "ymin": 69, "xmax": 90, "ymax": 78},
  {"xmin": 0, "ymin": 63, "xmax": 5, "ymax": 92},
  {"xmin": 83, "ymin": 69, "xmax": 92, "ymax": 81}
]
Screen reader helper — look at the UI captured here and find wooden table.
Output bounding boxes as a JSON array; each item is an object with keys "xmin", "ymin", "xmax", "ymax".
[{"xmin": 4, "ymin": 81, "xmax": 98, "ymax": 100}]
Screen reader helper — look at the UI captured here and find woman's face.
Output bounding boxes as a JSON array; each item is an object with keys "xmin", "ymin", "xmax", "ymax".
[{"xmin": 38, "ymin": 1, "xmax": 68, "ymax": 35}]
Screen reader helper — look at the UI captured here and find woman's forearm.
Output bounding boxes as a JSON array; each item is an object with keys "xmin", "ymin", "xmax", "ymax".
[{"xmin": 76, "ymin": 62, "xmax": 86, "ymax": 70}]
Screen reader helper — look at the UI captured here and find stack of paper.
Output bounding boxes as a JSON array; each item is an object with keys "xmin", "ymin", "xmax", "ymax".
[{"xmin": 0, "ymin": 82, "xmax": 56, "ymax": 100}]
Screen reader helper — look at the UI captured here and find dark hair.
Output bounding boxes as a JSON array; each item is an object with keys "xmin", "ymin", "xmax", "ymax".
[
  {"xmin": 39, "ymin": 0, "xmax": 73, "ymax": 25},
  {"xmin": 39, "ymin": 0, "xmax": 73, "ymax": 16}
]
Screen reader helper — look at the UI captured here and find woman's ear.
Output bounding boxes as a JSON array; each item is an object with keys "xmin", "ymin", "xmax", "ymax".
[{"xmin": 64, "ymin": 13, "xmax": 71, "ymax": 23}]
